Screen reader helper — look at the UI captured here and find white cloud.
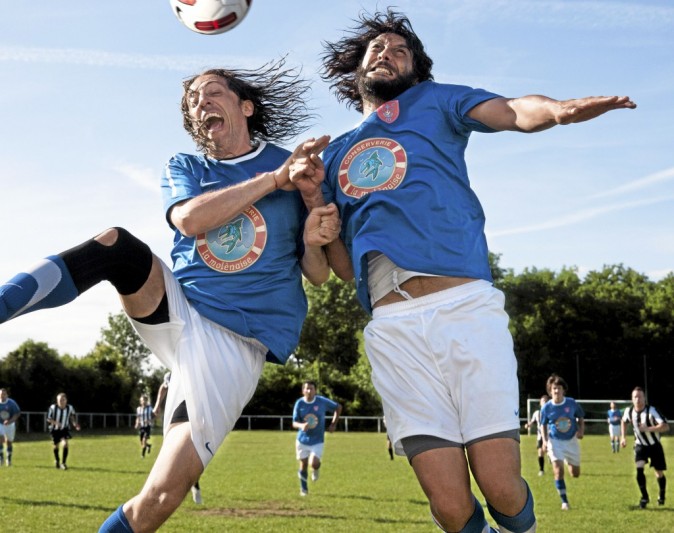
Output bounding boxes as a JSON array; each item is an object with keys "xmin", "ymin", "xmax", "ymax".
[
  {"xmin": 0, "ymin": 46, "xmax": 263, "ymax": 72},
  {"xmin": 113, "ymin": 163, "xmax": 162, "ymax": 193},
  {"xmin": 488, "ymin": 194, "xmax": 674, "ymax": 237},
  {"xmin": 592, "ymin": 166, "xmax": 674, "ymax": 198}
]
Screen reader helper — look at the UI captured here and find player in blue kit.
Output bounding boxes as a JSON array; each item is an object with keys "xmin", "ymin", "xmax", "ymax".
[
  {"xmin": 0, "ymin": 388, "xmax": 21, "ymax": 466},
  {"xmin": 296, "ymin": 9, "xmax": 636, "ymax": 533},
  {"xmin": 292, "ymin": 380, "xmax": 342, "ymax": 496},
  {"xmin": 540, "ymin": 374, "xmax": 585, "ymax": 511},
  {"xmin": 607, "ymin": 401, "xmax": 622, "ymax": 453},
  {"xmin": 0, "ymin": 60, "xmax": 340, "ymax": 532}
]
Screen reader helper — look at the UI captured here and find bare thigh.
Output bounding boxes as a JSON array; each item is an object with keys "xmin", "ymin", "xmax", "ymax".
[
  {"xmin": 467, "ymin": 438, "xmax": 527, "ymax": 516},
  {"xmin": 411, "ymin": 447, "xmax": 474, "ymax": 531},
  {"xmin": 123, "ymin": 422, "xmax": 204, "ymax": 533}
]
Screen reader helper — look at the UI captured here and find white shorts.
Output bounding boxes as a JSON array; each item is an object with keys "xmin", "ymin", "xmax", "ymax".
[
  {"xmin": 609, "ymin": 424, "xmax": 621, "ymax": 438},
  {"xmin": 0, "ymin": 423, "xmax": 16, "ymax": 441},
  {"xmin": 547, "ymin": 437, "xmax": 581, "ymax": 467},
  {"xmin": 296, "ymin": 441, "xmax": 324, "ymax": 461},
  {"xmin": 365, "ymin": 281, "xmax": 520, "ymax": 455},
  {"xmin": 131, "ymin": 261, "xmax": 266, "ymax": 468}
]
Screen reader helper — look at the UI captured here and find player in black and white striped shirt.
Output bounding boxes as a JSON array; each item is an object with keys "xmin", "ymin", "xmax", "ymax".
[
  {"xmin": 135, "ymin": 394, "xmax": 155, "ymax": 458},
  {"xmin": 621, "ymin": 386, "xmax": 669, "ymax": 508},
  {"xmin": 47, "ymin": 392, "xmax": 80, "ymax": 470}
]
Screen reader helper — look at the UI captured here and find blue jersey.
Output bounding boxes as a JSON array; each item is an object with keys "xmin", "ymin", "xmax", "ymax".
[
  {"xmin": 0, "ymin": 398, "xmax": 20, "ymax": 423},
  {"xmin": 607, "ymin": 408, "xmax": 622, "ymax": 426},
  {"xmin": 322, "ymin": 81, "xmax": 501, "ymax": 313},
  {"xmin": 540, "ymin": 397, "xmax": 585, "ymax": 441},
  {"xmin": 161, "ymin": 141, "xmax": 307, "ymax": 363},
  {"xmin": 293, "ymin": 395, "xmax": 340, "ymax": 446}
]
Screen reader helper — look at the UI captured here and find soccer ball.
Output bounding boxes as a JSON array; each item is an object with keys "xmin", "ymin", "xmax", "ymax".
[{"xmin": 169, "ymin": 0, "xmax": 252, "ymax": 35}]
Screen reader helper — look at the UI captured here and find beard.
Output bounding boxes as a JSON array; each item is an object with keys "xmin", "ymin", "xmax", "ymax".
[{"xmin": 356, "ymin": 65, "xmax": 417, "ymax": 104}]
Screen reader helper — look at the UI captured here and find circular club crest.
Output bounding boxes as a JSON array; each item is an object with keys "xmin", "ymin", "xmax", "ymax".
[
  {"xmin": 338, "ymin": 137, "xmax": 407, "ymax": 198},
  {"xmin": 304, "ymin": 413, "xmax": 319, "ymax": 430},
  {"xmin": 555, "ymin": 417, "xmax": 572, "ymax": 434},
  {"xmin": 196, "ymin": 205, "xmax": 267, "ymax": 273}
]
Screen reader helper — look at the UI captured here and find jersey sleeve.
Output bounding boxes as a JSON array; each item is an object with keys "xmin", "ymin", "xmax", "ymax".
[
  {"xmin": 650, "ymin": 406, "xmax": 666, "ymax": 424},
  {"xmin": 574, "ymin": 400, "xmax": 585, "ymax": 418},
  {"xmin": 292, "ymin": 401, "xmax": 302, "ymax": 422},
  {"xmin": 321, "ymin": 396, "xmax": 340, "ymax": 412},
  {"xmin": 161, "ymin": 155, "xmax": 203, "ymax": 228},
  {"xmin": 434, "ymin": 83, "xmax": 502, "ymax": 136},
  {"xmin": 622, "ymin": 407, "xmax": 631, "ymax": 423}
]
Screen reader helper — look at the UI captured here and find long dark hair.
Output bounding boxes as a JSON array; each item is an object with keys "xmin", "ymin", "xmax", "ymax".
[
  {"xmin": 180, "ymin": 57, "xmax": 314, "ymax": 153},
  {"xmin": 320, "ymin": 8, "xmax": 434, "ymax": 113}
]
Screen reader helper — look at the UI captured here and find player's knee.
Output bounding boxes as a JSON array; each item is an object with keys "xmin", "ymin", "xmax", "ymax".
[{"xmin": 429, "ymin": 491, "xmax": 474, "ymax": 530}]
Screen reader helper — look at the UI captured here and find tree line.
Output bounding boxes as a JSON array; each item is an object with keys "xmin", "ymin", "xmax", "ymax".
[{"xmin": 1, "ymin": 254, "xmax": 673, "ymax": 420}]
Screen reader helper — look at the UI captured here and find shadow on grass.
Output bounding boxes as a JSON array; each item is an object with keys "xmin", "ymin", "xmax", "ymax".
[
  {"xmin": 323, "ymin": 492, "xmax": 427, "ymax": 506},
  {"xmin": 33, "ymin": 464, "xmax": 147, "ymax": 475},
  {"xmin": 0, "ymin": 495, "xmax": 112, "ymax": 513}
]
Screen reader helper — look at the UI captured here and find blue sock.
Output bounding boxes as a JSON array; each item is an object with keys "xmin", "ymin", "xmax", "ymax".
[
  {"xmin": 431, "ymin": 497, "xmax": 491, "ymax": 533},
  {"xmin": 555, "ymin": 479, "xmax": 568, "ymax": 503},
  {"xmin": 298, "ymin": 469, "xmax": 308, "ymax": 492},
  {"xmin": 0, "ymin": 256, "xmax": 78, "ymax": 323},
  {"xmin": 99, "ymin": 505, "xmax": 133, "ymax": 533},
  {"xmin": 487, "ymin": 481, "xmax": 536, "ymax": 533}
]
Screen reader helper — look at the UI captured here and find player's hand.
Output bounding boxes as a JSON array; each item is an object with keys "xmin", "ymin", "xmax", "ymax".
[
  {"xmin": 304, "ymin": 203, "xmax": 341, "ymax": 247},
  {"xmin": 555, "ymin": 96, "xmax": 636, "ymax": 125},
  {"xmin": 328, "ymin": 422, "xmax": 337, "ymax": 433},
  {"xmin": 75, "ymin": 424, "xmax": 81, "ymax": 431},
  {"xmin": 274, "ymin": 135, "xmax": 330, "ymax": 193}
]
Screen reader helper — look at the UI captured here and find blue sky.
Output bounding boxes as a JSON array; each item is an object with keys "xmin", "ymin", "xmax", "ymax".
[{"xmin": 1, "ymin": 0, "xmax": 672, "ymax": 357}]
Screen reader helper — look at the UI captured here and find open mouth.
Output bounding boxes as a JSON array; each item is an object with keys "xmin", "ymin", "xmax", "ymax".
[
  {"xmin": 200, "ymin": 112, "xmax": 224, "ymax": 133},
  {"xmin": 368, "ymin": 62, "xmax": 396, "ymax": 77}
]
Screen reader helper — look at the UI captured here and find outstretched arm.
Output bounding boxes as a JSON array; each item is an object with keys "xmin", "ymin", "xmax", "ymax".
[{"xmin": 469, "ymin": 95, "xmax": 636, "ymax": 133}]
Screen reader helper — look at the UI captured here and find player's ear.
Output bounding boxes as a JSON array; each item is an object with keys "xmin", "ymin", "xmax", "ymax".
[{"xmin": 240, "ymin": 99, "xmax": 254, "ymax": 117}]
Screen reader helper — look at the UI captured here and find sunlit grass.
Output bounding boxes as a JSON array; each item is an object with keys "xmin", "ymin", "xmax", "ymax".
[{"xmin": 1, "ymin": 431, "xmax": 672, "ymax": 531}]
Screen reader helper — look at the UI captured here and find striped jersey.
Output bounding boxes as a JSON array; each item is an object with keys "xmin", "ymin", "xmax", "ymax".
[
  {"xmin": 623, "ymin": 405, "xmax": 667, "ymax": 446},
  {"xmin": 136, "ymin": 405, "xmax": 154, "ymax": 427},
  {"xmin": 47, "ymin": 403, "xmax": 76, "ymax": 430}
]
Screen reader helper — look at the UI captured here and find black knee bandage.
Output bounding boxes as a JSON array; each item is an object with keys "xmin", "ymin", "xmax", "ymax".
[{"xmin": 59, "ymin": 227, "xmax": 153, "ymax": 296}]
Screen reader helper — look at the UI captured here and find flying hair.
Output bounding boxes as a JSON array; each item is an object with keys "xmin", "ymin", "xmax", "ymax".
[
  {"xmin": 320, "ymin": 8, "xmax": 433, "ymax": 113},
  {"xmin": 180, "ymin": 57, "xmax": 314, "ymax": 154}
]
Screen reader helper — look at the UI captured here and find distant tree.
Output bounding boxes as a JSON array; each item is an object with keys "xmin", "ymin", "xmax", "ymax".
[
  {"xmin": 0, "ymin": 340, "xmax": 67, "ymax": 411},
  {"xmin": 297, "ymin": 275, "xmax": 369, "ymax": 373},
  {"xmin": 100, "ymin": 311, "xmax": 151, "ymax": 378}
]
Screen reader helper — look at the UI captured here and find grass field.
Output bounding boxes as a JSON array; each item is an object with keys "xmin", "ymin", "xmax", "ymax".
[{"xmin": 1, "ymin": 431, "xmax": 673, "ymax": 532}]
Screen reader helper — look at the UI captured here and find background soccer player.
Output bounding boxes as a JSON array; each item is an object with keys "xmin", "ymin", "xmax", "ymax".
[
  {"xmin": 292, "ymin": 380, "xmax": 342, "ymax": 496},
  {"xmin": 621, "ymin": 386, "xmax": 669, "ymax": 508}
]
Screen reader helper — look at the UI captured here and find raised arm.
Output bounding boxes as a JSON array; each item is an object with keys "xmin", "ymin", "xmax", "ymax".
[
  {"xmin": 289, "ymin": 137, "xmax": 355, "ymax": 282},
  {"xmin": 468, "ymin": 95, "xmax": 636, "ymax": 133}
]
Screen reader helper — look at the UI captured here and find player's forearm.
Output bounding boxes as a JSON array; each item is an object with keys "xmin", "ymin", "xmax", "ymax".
[
  {"xmin": 326, "ymin": 240, "xmax": 354, "ymax": 281},
  {"xmin": 301, "ymin": 245, "xmax": 330, "ymax": 286},
  {"xmin": 171, "ymin": 173, "xmax": 277, "ymax": 236}
]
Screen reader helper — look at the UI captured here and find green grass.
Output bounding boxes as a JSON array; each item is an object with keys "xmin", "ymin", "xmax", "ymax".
[{"xmin": 1, "ymin": 431, "xmax": 673, "ymax": 531}]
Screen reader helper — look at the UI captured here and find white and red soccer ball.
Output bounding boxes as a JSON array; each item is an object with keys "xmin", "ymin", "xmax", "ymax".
[{"xmin": 169, "ymin": 0, "xmax": 252, "ymax": 35}]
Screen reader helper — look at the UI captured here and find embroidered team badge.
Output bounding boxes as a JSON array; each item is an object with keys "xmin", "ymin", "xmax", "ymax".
[
  {"xmin": 304, "ymin": 413, "xmax": 319, "ymax": 429},
  {"xmin": 376, "ymin": 100, "xmax": 399, "ymax": 123},
  {"xmin": 338, "ymin": 137, "xmax": 407, "ymax": 198},
  {"xmin": 196, "ymin": 205, "xmax": 267, "ymax": 273}
]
